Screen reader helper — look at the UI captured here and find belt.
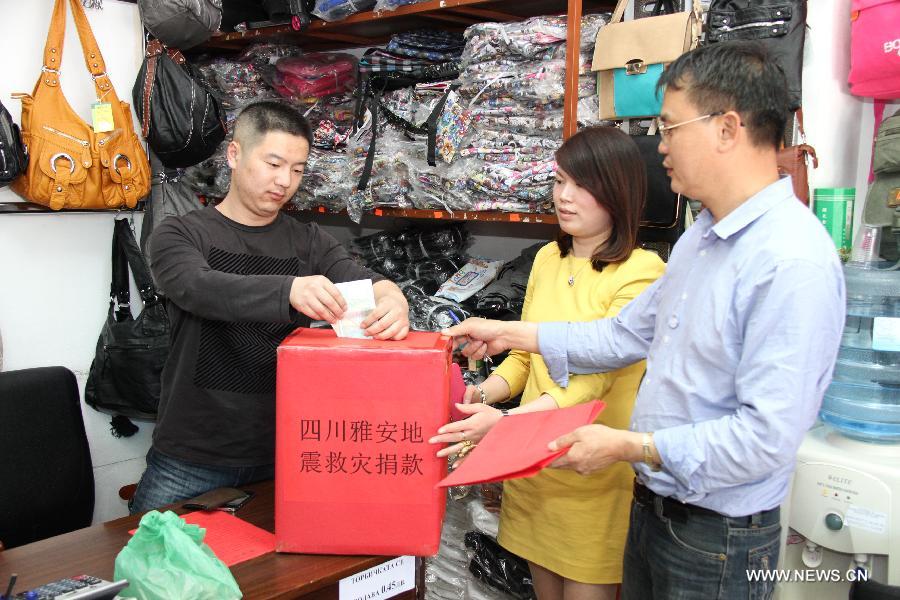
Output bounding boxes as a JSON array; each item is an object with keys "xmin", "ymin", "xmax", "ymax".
[
  {"xmin": 632, "ymin": 481, "xmax": 780, "ymax": 527},
  {"xmin": 633, "ymin": 481, "xmax": 723, "ymax": 521}
]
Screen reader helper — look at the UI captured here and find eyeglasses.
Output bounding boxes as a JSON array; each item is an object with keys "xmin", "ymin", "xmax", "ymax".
[{"xmin": 656, "ymin": 112, "xmax": 724, "ymax": 141}]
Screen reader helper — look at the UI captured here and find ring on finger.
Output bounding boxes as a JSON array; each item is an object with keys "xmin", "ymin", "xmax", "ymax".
[
  {"xmin": 460, "ymin": 431, "xmax": 467, "ymax": 442},
  {"xmin": 457, "ymin": 440, "xmax": 476, "ymax": 459}
]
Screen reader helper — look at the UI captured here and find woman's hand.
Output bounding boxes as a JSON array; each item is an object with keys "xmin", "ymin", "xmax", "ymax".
[
  {"xmin": 462, "ymin": 384, "xmax": 484, "ymax": 404},
  {"xmin": 429, "ymin": 403, "xmax": 505, "ymax": 458}
]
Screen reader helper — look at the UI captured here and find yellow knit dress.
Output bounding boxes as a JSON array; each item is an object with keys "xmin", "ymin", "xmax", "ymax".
[{"xmin": 493, "ymin": 242, "xmax": 665, "ymax": 584}]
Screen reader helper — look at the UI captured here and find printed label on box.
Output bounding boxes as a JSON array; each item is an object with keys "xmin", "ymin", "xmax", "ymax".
[
  {"xmin": 339, "ymin": 556, "xmax": 415, "ymax": 600},
  {"xmin": 295, "ymin": 416, "xmax": 428, "ymax": 492}
]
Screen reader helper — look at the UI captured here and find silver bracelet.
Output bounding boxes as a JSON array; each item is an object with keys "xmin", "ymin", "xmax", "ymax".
[{"xmin": 475, "ymin": 385, "xmax": 487, "ymax": 404}]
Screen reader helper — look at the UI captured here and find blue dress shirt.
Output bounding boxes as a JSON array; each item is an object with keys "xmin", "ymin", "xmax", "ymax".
[{"xmin": 538, "ymin": 178, "xmax": 846, "ymax": 517}]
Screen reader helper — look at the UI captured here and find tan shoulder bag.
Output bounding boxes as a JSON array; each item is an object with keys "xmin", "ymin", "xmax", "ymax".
[
  {"xmin": 592, "ymin": 0, "xmax": 702, "ymax": 120},
  {"xmin": 11, "ymin": 0, "xmax": 150, "ymax": 210}
]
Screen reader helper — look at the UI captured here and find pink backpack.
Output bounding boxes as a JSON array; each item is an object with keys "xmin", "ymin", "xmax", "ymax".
[{"xmin": 848, "ymin": 0, "xmax": 900, "ymax": 99}]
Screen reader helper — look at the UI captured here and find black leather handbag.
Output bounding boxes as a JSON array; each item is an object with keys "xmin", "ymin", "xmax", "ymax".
[
  {"xmin": 634, "ymin": 134, "xmax": 689, "ymax": 250},
  {"xmin": 706, "ymin": 0, "xmax": 807, "ymax": 110},
  {"xmin": 133, "ymin": 39, "xmax": 227, "ymax": 169},
  {"xmin": 137, "ymin": 0, "xmax": 223, "ymax": 50},
  {"xmin": 139, "ymin": 149, "xmax": 203, "ymax": 258},
  {"xmin": 0, "ymin": 99, "xmax": 28, "ymax": 187},
  {"xmin": 85, "ymin": 219, "xmax": 170, "ymax": 437}
]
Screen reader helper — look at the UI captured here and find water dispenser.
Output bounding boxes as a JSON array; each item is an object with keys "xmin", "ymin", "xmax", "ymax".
[
  {"xmin": 779, "ymin": 261, "xmax": 900, "ymax": 600},
  {"xmin": 819, "ymin": 262, "xmax": 900, "ymax": 442}
]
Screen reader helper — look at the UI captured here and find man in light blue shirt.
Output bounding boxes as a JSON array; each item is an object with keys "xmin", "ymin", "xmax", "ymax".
[{"xmin": 443, "ymin": 41, "xmax": 845, "ymax": 600}]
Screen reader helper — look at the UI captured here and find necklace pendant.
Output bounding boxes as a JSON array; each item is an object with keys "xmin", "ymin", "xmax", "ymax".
[{"xmin": 568, "ymin": 276, "xmax": 575, "ymax": 287}]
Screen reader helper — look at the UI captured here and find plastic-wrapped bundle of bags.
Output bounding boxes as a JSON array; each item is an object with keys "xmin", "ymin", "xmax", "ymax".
[
  {"xmin": 291, "ymin": 148, "xmax": 354, "ymax": 212},
  {"xmin": 373, "ymin": 0, "xmax": 430, "ymax": 12},
  {"xmin": 275, "ymin": 53, "xmax": 358, "ymax": 99},
  {"xmin": 351, "ymin": 224, "xmax": 469, "ymax": 267},
  {"xmin": 313, "ymin": 0, "xmax": 375, "ymax": 22},
  {"xmin": 473, "ymin": 242, "xmax": 544, "ymax": 319},
  {"xmin": 386, "ymin": 30, "xmax": 465, "ymax": 62},
  {"xmin": 195, "ymin": 43, "xmax": 301, "ymax": 110}
]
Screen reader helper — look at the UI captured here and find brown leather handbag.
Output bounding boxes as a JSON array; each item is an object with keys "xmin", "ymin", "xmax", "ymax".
[
  {"xmin": 11, "ymin": 0, "xmax": 150, "ymax": 210},
  {"xmin": 777, "ymin": 109, "xmax": 818, "ymax": 205}
]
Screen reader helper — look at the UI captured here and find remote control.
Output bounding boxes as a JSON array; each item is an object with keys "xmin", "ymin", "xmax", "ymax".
[{"xmin": 10, "ymin": 575, "xmax": 127, "ymax": 600}]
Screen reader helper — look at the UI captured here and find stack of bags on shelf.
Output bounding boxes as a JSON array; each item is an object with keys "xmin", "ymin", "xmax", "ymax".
[
  {"xmin": 340, "ymin": 30, "xmax": 466, "ymax": 220},
  {"xmin": 351, "ymin": 224, "xmax": 474, "ymax": 331},
  {"xmin": 180, "ymin": 44, "xmax": 361, "ymax": 203},
  {"xmin": 291, "ymin": 30, "xmax": 466, "ymax": 216},
  {"xmin": 348, "ymin": 13, "xmax": 609, "ymax": 219},
  {"xmin": 177, "ymin": 13, "xmax": 610, "ymax": 219},
  {"xmin": 351, "ymin": 224, "xmax": 544, "ymax": 330},
  {"xmin": 414, "ymin": 14, "xmax": 608, "ymax": 215}
]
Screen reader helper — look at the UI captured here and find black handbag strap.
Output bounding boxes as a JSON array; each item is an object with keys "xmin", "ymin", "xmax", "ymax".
[
  {"xmin": 357, "ymin": 90, "xmax": 381, "ymax": 191},
  {"xmin": 110, "ymin": 221, "xmax": 131, "ymax": 320},
  {"xmin": 111, "ymin": 219, "xmax": 159, "ymax": 312}
]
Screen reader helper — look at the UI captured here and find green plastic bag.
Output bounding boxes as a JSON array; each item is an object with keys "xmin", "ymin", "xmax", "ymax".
[{"xmin": 114, "ymin": 510, "xmax": 242, "ymax": 599}]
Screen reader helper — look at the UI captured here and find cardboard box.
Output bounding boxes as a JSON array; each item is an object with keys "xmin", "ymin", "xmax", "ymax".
[{"xmin": 275, "ymin": 328, "xmax": 451, "ymax": 556}]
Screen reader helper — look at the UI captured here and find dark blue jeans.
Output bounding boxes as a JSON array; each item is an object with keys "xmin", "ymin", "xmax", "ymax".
[
  {"xmin": 128, "ymin": 447, "xmax": 274, "ymax": 515},
  {"xmin": 622, "ymin": 491, "xmax": 781, "ymax": 600}
]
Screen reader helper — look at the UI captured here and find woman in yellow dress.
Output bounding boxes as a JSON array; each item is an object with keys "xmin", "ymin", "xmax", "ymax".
[{"xmin": 431, "ymin": 126, "xmax": 665, "ymax": 600}]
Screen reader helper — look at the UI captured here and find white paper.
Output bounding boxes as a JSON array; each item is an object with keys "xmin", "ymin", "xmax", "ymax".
[
  {"xmin": 845, "ymin": 505, "xmax": 887, "ymax": 534},
  {"xmin": 339, "ymin": 556, "xmax": 415, "ymax": 600},
  {"xmin": 332, "ymin": 279, "xmax": 376, "ymax": 339}
]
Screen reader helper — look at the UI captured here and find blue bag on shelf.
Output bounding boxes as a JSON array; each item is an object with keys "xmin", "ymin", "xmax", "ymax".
[{"xmin": 312, "ymin": 0, "xmax": 375, "ymax": 21}]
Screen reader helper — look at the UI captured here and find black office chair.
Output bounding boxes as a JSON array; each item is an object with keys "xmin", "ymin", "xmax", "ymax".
[{"xmin": 0, "ymin": 367, "xmax": 94, "ymax": 550}]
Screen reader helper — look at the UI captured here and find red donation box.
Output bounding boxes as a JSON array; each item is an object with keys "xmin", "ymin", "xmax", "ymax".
[{"xmin": 275, "ymin": 328, "xmax": 451, "ymax": 555}]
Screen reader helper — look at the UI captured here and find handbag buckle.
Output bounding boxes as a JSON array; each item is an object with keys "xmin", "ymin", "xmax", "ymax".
[
  {"xmin": 625, "ymin": 60, "xmax": 648, "ymax": 75},
  {"xmin": 113, "ymin": 154, "xmax": 132, "ymax": 175},
  {"xmin": 49, "ymin": 153, "xmax": 76, "ymax": 174}
]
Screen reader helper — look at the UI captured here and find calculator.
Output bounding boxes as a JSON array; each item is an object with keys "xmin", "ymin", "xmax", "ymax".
[{"xmin": 11, "ymin": 575, "xmax": 128, "ymax": 600}]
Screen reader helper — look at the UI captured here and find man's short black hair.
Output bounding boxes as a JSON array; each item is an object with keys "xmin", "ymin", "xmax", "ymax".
[
  {"xmin": 658, "ymin": 41, "xmax": 790, "ymax": 149},
  {"xmin": 233, "ymin": 100, "xmax": 313, "ymax": 150}
]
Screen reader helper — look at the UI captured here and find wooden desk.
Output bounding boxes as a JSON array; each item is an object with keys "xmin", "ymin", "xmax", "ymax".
[{"xmin": 0, "ymin": 481, "xmax": 419, "ymax": 599}]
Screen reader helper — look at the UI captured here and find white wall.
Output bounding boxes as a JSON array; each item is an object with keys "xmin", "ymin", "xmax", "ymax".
[
  {"xmin": 802, "ymin": 0, "xmax": 898, "ymax": 237},
  {"xmin": 0, "ymin": 0, "xmax": 883, "ymax": 525},
  {"xmin": 0, "ymin": 0, "xmax": 151, "ymax": 523},
  {"xmin": 803, "ymin": 0, "xmax": 863, "ymax": 192}
]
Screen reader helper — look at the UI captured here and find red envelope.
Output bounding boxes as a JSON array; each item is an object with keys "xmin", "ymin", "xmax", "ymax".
[
  {"xmin": 129, "ymin": 511, "xmax": 275, "ymax": 566},
  {"xmin": 437, "ymin": 400, "xmax": 606, "ymax": 487}
]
